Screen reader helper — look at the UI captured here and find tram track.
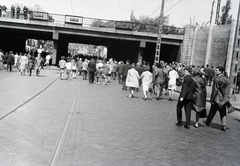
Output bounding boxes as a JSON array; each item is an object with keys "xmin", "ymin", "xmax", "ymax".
[
  {"xmin": 0, "ymin": 72, "xmax": 84, "ymax": 165},
  {"xmin": 0, "ymin": 76, "xmax": 60, "ymax": 121},
  {"xmin": 49, "ymin": 78, "xmax": 79, "ymax": 166}
]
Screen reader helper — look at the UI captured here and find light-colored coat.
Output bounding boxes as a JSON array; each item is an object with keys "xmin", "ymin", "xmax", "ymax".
[
  {"xmin": 19, "ymin": 56, "xmax": 28, "ymax": 70},
  {"xmin": 126, "ymin": 68, "xmax": 140, "ymax": 88}
]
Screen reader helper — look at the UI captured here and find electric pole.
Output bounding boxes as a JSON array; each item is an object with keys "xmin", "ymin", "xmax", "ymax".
[
  {"xmin": 154, "ymin": 0, "xmax": 165, "ymax": 65},
  {"xmin": 215, "ymin": 0, "xmax": 221, "ymax": 24}
]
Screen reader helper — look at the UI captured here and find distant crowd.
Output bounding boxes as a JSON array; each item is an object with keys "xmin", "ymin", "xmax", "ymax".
[
  {"xmin": 0, "ymin": 4, "xmax": 29, "ymax": 19},
  {"xmin": 0, "ymin": 49, "xmax": 51, "ymax": 76}
]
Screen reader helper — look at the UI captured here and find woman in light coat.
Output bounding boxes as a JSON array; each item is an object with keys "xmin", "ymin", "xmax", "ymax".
[
  {"xmin": 19, "ymin": 53, "xmax": 28, "ymax": 75},
  {"xmin": 126, "ymin": 63, "xmax": 140, "ymax": 98}
]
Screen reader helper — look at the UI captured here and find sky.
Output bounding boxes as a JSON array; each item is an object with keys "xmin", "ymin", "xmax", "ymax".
[{"xmin": 0, "ymin": 0, "xmax": 239, "ymax": 27}]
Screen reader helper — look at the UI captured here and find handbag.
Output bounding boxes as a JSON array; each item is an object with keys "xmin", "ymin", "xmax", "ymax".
[
  {"xmin": 227, "ymin": 102, "xmax": 235, "ymax": 114},
  {"xmin": 148, "ymin": 83, "xmax": 154, "ymax": 93},
  {"xmin": 199, "ymin": 109, "xmax": 207, "ymax": 118}
]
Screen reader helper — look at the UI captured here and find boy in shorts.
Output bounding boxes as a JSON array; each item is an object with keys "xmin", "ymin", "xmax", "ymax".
[{"xmin": 58, "ymin": 56, "xmax": 66, "ymax": 80}]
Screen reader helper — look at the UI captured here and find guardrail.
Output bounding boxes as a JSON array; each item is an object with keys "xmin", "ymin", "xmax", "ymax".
[{"xmin": 1, "ymin": 10, "xmax": 185, "ymax": 35}]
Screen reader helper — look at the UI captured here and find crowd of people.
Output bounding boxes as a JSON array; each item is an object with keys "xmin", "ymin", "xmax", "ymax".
[
  {"xmin": 0, "ymin": 4, "xmax": 29, "ymax": 19},
  {"xmin": 0, "ymin": 49, "xmax": 50, "ymax": 76},
  {"xmin": 0, "ymin": 49, "xmax": 236, "ymax": 132},
  {"xmin": 57, "ymin": 56, "xmax": 235, "ymax": 132}
]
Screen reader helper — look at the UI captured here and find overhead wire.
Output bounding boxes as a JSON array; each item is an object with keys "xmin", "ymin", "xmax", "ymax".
[
  {"xmin": 164, "ymin": 0, "xmax": 182, "ymax": 14},
  {"xmin": 119, "ymin": 0, "xmax": 132, "ymax": 12}
]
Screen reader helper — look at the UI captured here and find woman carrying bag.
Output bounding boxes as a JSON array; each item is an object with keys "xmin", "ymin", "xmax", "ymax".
[{"xmin": 192, "ymin": 68, "xmax": 207, "ymax": 128}]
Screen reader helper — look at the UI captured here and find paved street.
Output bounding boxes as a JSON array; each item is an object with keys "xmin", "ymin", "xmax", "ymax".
[{"xmin": 0, "ymin": 67, "xmax": 240, "ymax": 166}]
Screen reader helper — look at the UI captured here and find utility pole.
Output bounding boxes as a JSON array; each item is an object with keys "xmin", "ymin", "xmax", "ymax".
[
  {"xmin": 205, "ymin": 0, "xmax": 215, "ymax": 65},
  {"xmin": 210, "ymin": 0, "xmax": 215, "ymax": 24},
  {"xmin": 154, "ymin": 0, "xmax": 165, "ymax": 65},
  {"xmin": 215, "ymin": 0, "xmax": 221, "ymax": 24}
]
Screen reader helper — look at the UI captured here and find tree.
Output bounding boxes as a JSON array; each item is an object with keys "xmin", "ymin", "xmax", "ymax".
[
  {"xmin": 132, "ymin": 15, "xmax": 169, "ymax": 33},
  {"xmin": 219, "ymin": 0, "xmax": 232, "ymax": 25}
]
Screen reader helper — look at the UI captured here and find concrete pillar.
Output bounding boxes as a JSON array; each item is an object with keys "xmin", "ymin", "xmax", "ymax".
[
  {"xmin": 52, "ymin": 40, "xmax": 58, "ymax": 65},
  {"xmin": 181, "ymin": 25, "xmax": 197, "ymax": 65},
  {"xmin": 52, "ymin": 31, "xmax": 59, "ymax": 65},
  {"xmin": 138, "ymin": 40, "xmax": 146, "ymax": 63},
  {"xmin": 189, "ymin": 26, "xmax": 198, "ymax": 65},
  {"xmin": 226, "ymin": 21, "xmax": 237, "ymax": 76},
  {"xmin": 205, "ymin": 24, "xmax": 214, "ymax": 65}
]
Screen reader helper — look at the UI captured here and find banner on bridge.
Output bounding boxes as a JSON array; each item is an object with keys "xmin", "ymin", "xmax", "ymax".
[
  {"xmin": 29, "ymin": 11, "xmax": 49, "ymax": 21},
  {"xmin": 65, "ymin": 15, "xmax": 83, "ymax": 25}
]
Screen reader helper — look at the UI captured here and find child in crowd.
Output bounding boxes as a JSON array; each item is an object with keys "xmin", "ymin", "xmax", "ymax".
[
  {"xmin": 28, "ymin": 59, "xmax": 34, "ymax": 76},
  {"xmin": 65, "ymin": 59, "xmax": 72, "ymax": 80},
  {"xmin": 58, "ymin": 56, "xmax": 66, "ymax": 80},
  {"xmin": 71, "ymin": 59, "xmax": 77, "ymax": 79},
  {"xmin": 95, "ymin": 67, "xmax": 102, "ymax": 84}
]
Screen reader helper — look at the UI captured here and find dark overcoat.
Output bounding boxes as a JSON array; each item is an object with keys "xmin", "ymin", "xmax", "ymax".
[{"xmin": 192, "ymin": 75, "xmax": 207, "ymax": 112}]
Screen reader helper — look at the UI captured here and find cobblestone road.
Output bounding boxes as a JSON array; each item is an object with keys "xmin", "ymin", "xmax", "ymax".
[{"xmin": 0, "ymin": 68, "xmax": 239, "ymax": 166}]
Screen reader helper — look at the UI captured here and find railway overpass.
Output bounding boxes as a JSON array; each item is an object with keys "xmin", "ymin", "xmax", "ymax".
[{"xmin": 0, "ymin": 12, "xmax": 184, "ymax": 65}]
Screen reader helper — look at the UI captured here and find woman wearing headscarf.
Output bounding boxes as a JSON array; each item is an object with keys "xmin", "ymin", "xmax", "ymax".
[
  {"xmin": 126, "ymin": 63, "xmax": 140, "ymax": 98},
  {"xmin": 192, "ymin": 67, "xmax": 207, "ymax": 128}
]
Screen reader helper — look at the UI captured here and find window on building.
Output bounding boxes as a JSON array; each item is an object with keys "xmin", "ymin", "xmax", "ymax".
[{"xmin": 235, "ymin": 52, "xmax": 239, "ymax": 61}]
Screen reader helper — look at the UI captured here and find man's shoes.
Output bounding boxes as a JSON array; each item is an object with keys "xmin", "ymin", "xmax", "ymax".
[
  {"xmin": 202, "ymin": 120, "xmax": 210, "ymax": 126},
  {"xmin": 175, "ymin": 121, "xmax": 182, "ymax": 126},
  {"xmin": 220, "ymin": 126, "xmax": 227, "ymax": 132},
  {"xmin": 184, "ymin": 124, "xmax": 190, "ymax": 129},
  {"xmin": 194, "ymin": 122, "xmax": 198, "ymax": 128}
]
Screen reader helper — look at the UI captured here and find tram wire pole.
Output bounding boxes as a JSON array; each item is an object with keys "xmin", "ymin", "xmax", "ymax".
[{"xmin": 154, "ymin": 0, "xmax": 165, "ymax": 65}]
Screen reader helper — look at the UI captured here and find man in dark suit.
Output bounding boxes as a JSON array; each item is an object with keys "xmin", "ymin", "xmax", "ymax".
[
  {"xmin": 176, "ymin": 67, "xmax": 196, "ymax": 129},
  {"xmin": 237, "ymin": 69, "xmax": 240, "ymax": 93},
  {"xmin": 6, "ymin": 51, "xmax": 15, "ymax": 72},
  {"xmin": 117, "ymin": 61, "xmax": 124, "ymax": 84},
  {"xmin": 88, "ymin": 58, "xmax": 96, "ymax": 84}
]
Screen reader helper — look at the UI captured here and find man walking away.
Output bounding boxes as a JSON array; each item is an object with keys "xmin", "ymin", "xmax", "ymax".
[
  {"xmin": 203, "ymin": 66, "xmax": 230, "ymax": 131},
  {"xmin": 6, "ymin": 51, "xmax": 15, "ymax": 72},
  {"xmin": 88, "ymin": 58, "xmax": 96, "ymax": 84},
  {"xmin": 176, "ymin": 67, "xmax": 195, "ymax": 129}
]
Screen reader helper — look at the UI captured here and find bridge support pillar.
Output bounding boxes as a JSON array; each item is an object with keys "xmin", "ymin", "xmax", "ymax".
[
  {"xmin": 52, "ymin": 32, "xmax": 68, "ymax": 65},
  {"xmin": 138, "ymin": 40, "xmax": 146, "ymax": 63},
  {"xmin": 52, "ymin": 40, "xmax": 58, "ymax": 65}
]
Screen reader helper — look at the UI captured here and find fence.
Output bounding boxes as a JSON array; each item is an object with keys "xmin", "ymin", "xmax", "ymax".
[{"xmin": 1, "ymin": 9, "xmax": 185, "ymax": 35}]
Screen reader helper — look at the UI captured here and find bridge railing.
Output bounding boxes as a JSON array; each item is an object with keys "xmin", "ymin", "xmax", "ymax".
[{"xmin": 1, "ymin": 10, "xmax": 185, "ymax": 35}]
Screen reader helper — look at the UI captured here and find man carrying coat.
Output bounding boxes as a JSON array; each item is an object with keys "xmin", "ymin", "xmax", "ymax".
[
  {"xmin": 203, "ymin": 66, "xmax": 230, "ymax": 131},
  {"xmin": 176, "ymin": 67, "xmax": 195, "ymax": 129}
]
